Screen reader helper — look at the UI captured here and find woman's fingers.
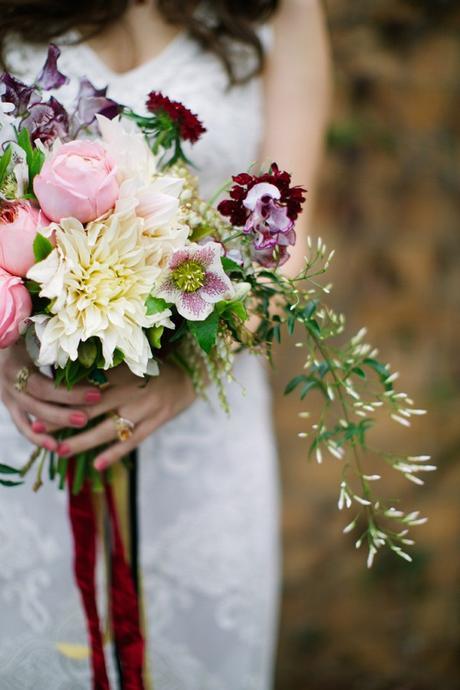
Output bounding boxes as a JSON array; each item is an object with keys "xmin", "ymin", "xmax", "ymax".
[
  {"xmin": 85, "ymin": 381, "xmax": 160, "ymax": 422},
  {"xmin": 12, "ymin": 369, "xmax": 102, "ymax": 407},
  {"xmin": 56, "ymin": 417, "xmax": 119, "ymax": 458},
  {"xmin": 93, "ymin": 419, "xmax": 156, "ymax": 471},
  {"xmin": 8, "ymin": 399, "xmax": 58, "ymax": 451},
  {"xmin": 56, "ymin": 398, "xmax": 159, "ymax": 460},
  {"xmin": 11, "ymin": 390, "xmax": 89, "ymax": 431}
]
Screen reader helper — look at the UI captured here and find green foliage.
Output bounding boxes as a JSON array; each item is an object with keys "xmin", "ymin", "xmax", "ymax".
[
  {"xmin": 33, "ymin": 233, "xmax": 53, "ymax": 262},
  {"xmin": 145, "ymin": 295, "xmax": 169, "ymax": 316},
  {"xmin": 17, "ymin": 127, "xmax": 45, "ymax": 191},
  {"xmin": 246, "ymin": 235, "xmax": 431, "ymax": 567},
  {"xmin": 188, "ymin": 310, "xmax": 220, "ymax": 354},
  {"xmin": 221, "ymin": 256, "xmax": 245, "ymax": 276},
  {"xmin": 78, "ymin": 340, "xmax": 98, "ymax": 368},
  {"xmin": 147, "ymin": 325, "xmax": 164, "ymax": 349},
  {"xmin": 0, "ymin": 144, "xmax": 12, "ymax": 187}
]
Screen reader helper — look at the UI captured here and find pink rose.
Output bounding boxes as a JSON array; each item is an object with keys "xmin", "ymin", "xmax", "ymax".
[
  {"xmin": 33, "ymin": 140, "xmax": 119, "ymax": 224},
  {"xmin": 0, "ymin": 201, "xmax": 51, "ymax": 277},
  {"xmin": 0, "ymin": 268, "xmax": 32, "ymax": 348}
]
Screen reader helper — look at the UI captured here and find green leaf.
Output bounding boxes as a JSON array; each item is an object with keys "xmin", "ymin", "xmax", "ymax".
[
  {"xmin": 57, "ymin": 457, "xmax": 68, "ymax": 491},
  {"xmin": 300, "ymin": 379, "xmax": 320, "ymax": 399},
  {"xmin": 221, "ymin": 256, "xmax": 244, "ymax": 275},
  {"xmin": 17, "ymin": 128, "xmax": 34, "ymax": 159},
  {"xmin": 147, "ymin": 325, "xmax": 164, "ymax": 349},
  {"xmin": 112, "ymin": 349, "xmax": 125, "ymax": 367},
  {"xmin": 301, "ymin": 300, "xmax": 319, "ymax": 320},
  {"xmin": 190, "ymin": 223, "xmax": 213, "ymax": 243},
  {"xmin": 363, "ymin": 358, "xmax": 391, "ymax": 388},
  {"xmin": 306, "ymin": 319, "xmax": 322, "ymax": 339},
  {"xmin": 287, "ymin": 313, "xmax": 296, "ymax": 336},
  {"xmin": 88, "ymin": 369, "xmax": 108, "ymax": 387},
  {"xmin": 0, "ymin": 478, "xmax": 24, "ymax": 487},
  {"xmin": 0, "ymin": 463, "xmax": 20, "ymax": 475},
  {"xmin": 284, "ymin": 375, "xmax": 309, "ymax": 395},
  {"xmin": 188, "ymin": 310, "xmax": 220, "ymax": 354},
  {"xmin": 33, "ymin": 233, "xmax": 54, "ymax": 262},
  {"xmin": 25, "ymin": 279, "xmax": 41, "ymax": 294},
  {"xmin": 54, "ymin": 368, "xmax": 66, "ymax": 388},
  {"xmin": 145, "ymin": 295, "xmax": 169, "ymax": 316},
  {"xmin": 0, "ymin": 144, "xmax": 12, "ymax": 186},
  {"xmin": 219, "ymin": 299, "xmax": 248, "ymax": 326},
  {"xmin": 72, "ymin": 454, "xmax": 88, "ymax": 495},
  {"xmin": 48, "ymin": 453, "xmax": 56, "ymax": 482},
  {"xmin": 352, "ymin": 366, "xmax": 367, "ymax": 379},
  {"xmin": 78, "ymin": 340, "xmax": 98, "ymax": 368},
  {"xmin": 17, "ymin": 128, "xmax": 44, "ymax": 189}
]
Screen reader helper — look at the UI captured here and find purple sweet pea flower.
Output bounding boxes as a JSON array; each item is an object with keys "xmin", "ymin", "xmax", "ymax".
[
  {"xmin": 252, "ymin": 244, "xmax": 291, "ymax": 268},
  {"xmin": 243, "ymin": 182, "xmax": 296, "ymax": 249},
  {"xmin": 157, "ymin": 242, "xmax": 234, "ymax": 321},
  {"xmin": 0, "ymin": 73, "xmax": 40, "ymax": 117},
  {"xmin": 242, "ymin": 182, "xmax": 296, "ymax": 267},
  {"xmin": 74, "ymin": 77, "xmax": 121, "ymax": 132},
  {"xmin": 21, "ymin": 96, "xmax": 69, "ymax": 144},
  {"xmin": 35, "ymin": 44, "xmax": 69, "ymax": 91}
]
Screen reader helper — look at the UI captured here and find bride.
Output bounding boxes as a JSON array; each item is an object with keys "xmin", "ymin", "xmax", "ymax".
[{"xmin": 0, "ymin": 1, "xmax": 330, "ymax": 688}]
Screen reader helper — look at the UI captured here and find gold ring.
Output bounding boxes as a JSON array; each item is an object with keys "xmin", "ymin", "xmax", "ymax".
[
  {"xmin": 111, "ymin": 413, "xmax": 135, "ymax": 442},
  {"xmin": 14, "ymin": 366, "xmax": 31, "ymax": 393}
]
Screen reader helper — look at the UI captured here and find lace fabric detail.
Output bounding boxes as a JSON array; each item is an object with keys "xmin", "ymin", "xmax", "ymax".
[{"xmin": 0, "ymin": 26, "xmax": 279, "ymax": 690}]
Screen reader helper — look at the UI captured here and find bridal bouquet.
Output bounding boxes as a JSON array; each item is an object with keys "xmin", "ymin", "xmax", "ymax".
[
  {"xmin": 0, "ymin": 43, "xmax": 434, "ymax": 564},
  {"xmin": 0, "ymin": 44, "xmax": 434, "ymax": 669}
]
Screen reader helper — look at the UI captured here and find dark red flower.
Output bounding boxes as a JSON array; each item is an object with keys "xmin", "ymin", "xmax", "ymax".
[
  {"xmin": 0, "ymin": 202, "xmax": 19, "ymax": 224},
  {"xmin": 146, "ymin": 91, "xmax": 206, "ymax": 144},
  {"xmin": 218, "ymin": 163, "xmax": 306, "ymax": 227}
]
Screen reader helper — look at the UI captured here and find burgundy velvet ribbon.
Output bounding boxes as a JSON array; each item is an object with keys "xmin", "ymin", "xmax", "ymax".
[
  {"xmin": 67, "ymin": 464, "xmax": 110, "ymax": 690},
  {"xmin": 67, "ymin": 462, "xmax": 145, "ymax": 690},
  {"xmin": 105, "ymin": 481, "xmax": 145, "ymax": 689}
]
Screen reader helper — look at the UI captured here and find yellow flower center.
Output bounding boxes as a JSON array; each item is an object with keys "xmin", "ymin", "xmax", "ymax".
[{"xmin": 172, "ymin": 260, "xmax": 206, "ymax": 293}]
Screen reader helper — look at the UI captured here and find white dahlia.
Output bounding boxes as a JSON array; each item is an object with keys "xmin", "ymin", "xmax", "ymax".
[{"xmin": 27, "ymin": 206, "xmax": 179, "ymax": 377}]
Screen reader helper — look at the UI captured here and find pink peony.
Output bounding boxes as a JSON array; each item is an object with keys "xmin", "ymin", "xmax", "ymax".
[
  {"xmin": 0, "ymin": 268, "xmax": 32, "ymax": 348},
  {"xmin": 33, "ymin": 140, "xmax": 119, "ymax": 224},
  {"xmin": 0, "ymin": 201, "xmax": 51, "ymax": 277}
]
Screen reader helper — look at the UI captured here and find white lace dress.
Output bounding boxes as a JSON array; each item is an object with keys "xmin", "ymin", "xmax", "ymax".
[{"xmin": 0, "ymin": 27, "xmax": 280, "ymax": 690}]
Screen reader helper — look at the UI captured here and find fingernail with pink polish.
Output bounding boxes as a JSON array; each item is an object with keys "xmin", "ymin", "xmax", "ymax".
[
  {"xmin": 43, "ymin": 439, "xmax": 57, "ymax": 452},
  {"xmin": 95, "ymin": 457, "xmax": 109, "ymax": 472},
  {"xmin": 69, "ymin": 412, "xmax": 87, "ymax": 428},
  {"xmin": 58, "ymin": 443, "xmax": 72, "ymax": 458},
  {"xmin": 85, "ymin": 389, "xmax": 101, "ymax": 404},
  {"xmin": 32, "ymin": 421, "xmax": 46, "ymax": 434}
]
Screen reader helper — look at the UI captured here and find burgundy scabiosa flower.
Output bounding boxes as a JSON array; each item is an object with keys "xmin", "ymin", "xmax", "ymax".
[
  {"xmin": 146, "ymin": 91, "xmax": 206, "ymax": 144},
  {"xmin": 218, "ymin": 164, "xmax": 306, "ymax": 227},
  {"xmin": 156, "ymin": 242, "xmax": 233, "ymax": 321}
]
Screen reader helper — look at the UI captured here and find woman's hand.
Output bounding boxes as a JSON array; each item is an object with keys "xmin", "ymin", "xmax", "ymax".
[
  {"xmin": 54, "ymin": 362, "xmax": 196, "ymax": 471},
  {"xmin": 0, "ymin": 341, "xmax": 103, "ymax": 452}
]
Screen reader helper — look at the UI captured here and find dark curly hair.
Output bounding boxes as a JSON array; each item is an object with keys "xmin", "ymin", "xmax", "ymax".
[{"xmin": 0, "ymin": 0, "xmax": 279, "ymax": 84}]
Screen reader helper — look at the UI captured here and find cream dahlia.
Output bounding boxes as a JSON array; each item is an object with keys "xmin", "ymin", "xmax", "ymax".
[{"xmin": 27, "ymin": 206, "xmax": 178, "ymax": 377}]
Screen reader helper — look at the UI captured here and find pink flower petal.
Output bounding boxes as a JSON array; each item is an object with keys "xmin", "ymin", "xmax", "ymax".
[
  {"xmin": 177, "ymin": 291, "xmax": 212, "ymax": 321},
  {"xmin": 200, "ymin": 272, "xmax": 232, "ymax": 302}
]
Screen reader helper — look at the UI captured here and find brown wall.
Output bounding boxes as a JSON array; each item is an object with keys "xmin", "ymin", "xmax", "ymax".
[{"xmin": 274, "ymin": 2, "xmax": 460, "ymax": 689}]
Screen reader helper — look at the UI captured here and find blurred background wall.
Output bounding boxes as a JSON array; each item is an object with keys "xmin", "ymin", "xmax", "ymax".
[{"xmin": 273, "ymin": 1, "xmax": 460, "ymax": 689}]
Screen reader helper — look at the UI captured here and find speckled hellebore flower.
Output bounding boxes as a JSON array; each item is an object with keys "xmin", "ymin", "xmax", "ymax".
[{"xmin": 156, "ymin": 242, "xmax": 234, "ymax": 321}]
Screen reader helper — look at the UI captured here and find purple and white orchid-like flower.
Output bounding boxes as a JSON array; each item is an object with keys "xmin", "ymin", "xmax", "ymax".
[
  {"xmin": 157, "ymin": 241, "xmax": 234, "ymax": 321},
  {"xmin": 243, "ymin": 182, "xmax": 296, "ymax": 250},
  {"xmin": 242, "ymin": 182, "xmax": 297, "ymax": 268}
]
